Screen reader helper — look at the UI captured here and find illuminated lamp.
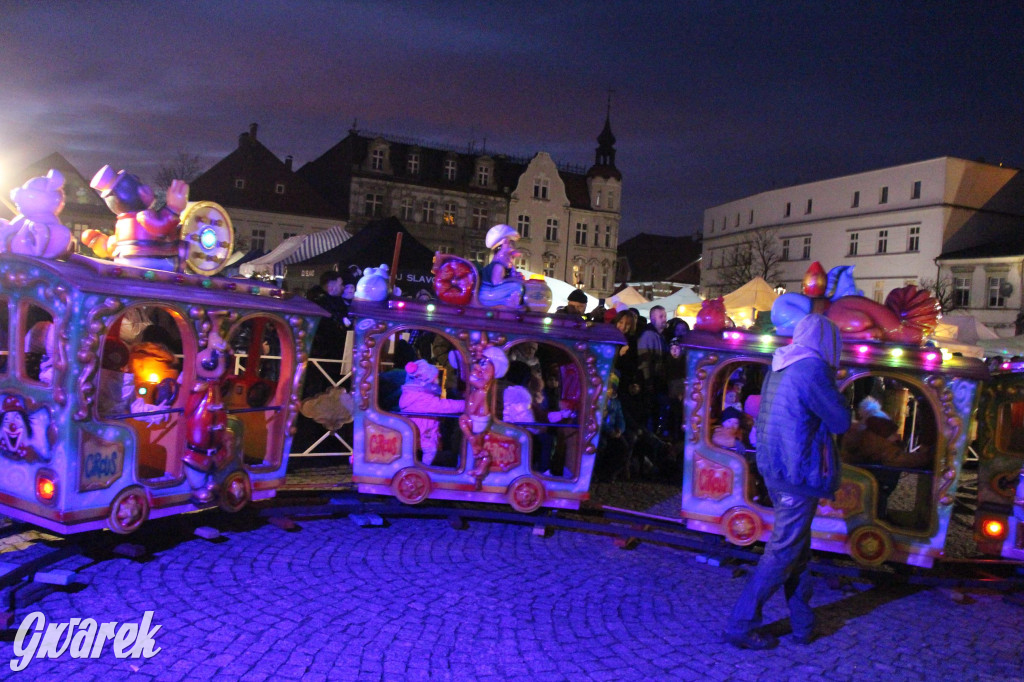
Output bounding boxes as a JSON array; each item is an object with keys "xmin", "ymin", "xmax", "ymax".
[
  {"xmin": 543, "ymin": 317, "xmax": 552, "ymax": 325},
  {"xmin": 890, "ymin": 348, "xmax": 904, "ymax": 359},
  {"xmin": 1003, "ymin": 363, "xmax": 1011, "ymax": 370},
  {"xmin": 940, "ymin": 349, "xmax": 953, "ymax": 362},
  {"xmin": 426, "ymin": 304, "xmax": 436, "ymax": 313},
  {"xmin": 981, "ymin": 518, "xmax": 1006, "ymax": 539},
  {"xmin": 199, "ymin": 226, "xmax": 218, "ymax": 250},
  {"xmin": 36, "ymin": 471, "xmax": 56, "ymax": 503},
  {"xmin": 923, "ymin": 352, "xmax": 939, "ymax": 363},
  {"xmin": 396, "ymin": 301, "xmax": 406, "ymax": 309},
  {"xmin": 759, "ymin": 335, "xmax": 773, "ymax": 344},
  {"xmin": 856, "ymin": 345, "xmax": 870, "ymax": 354}
]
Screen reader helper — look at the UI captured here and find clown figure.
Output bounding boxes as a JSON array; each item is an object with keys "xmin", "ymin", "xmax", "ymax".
[{"xmin": 0, "ymin": 395, "xmax": 51, "ymax": 462}]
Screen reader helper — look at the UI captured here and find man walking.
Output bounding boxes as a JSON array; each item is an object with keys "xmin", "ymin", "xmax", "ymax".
[{"xmin": 724, "ymin": 314, "xmax": 851, "ymax": 649}]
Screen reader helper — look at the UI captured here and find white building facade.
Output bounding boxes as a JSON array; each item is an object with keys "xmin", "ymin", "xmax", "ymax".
[{"xmin": 701, "ymin": 158, "xmax": 1024, "ymax": 326}]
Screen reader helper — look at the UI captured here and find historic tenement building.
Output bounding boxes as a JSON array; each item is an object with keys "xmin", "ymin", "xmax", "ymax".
[{"xmin": 298, "ymin": 117, "xmax": 622, "ymax": 297}]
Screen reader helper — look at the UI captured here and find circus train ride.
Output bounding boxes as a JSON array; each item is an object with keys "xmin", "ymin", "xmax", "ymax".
[
  {"xmin": 676, "ymin": 262, "xmax": 1024, "ymax": 568},
  {"xmin": 0, "ymin": 166, "xmax": 324, "ymax": 534}
]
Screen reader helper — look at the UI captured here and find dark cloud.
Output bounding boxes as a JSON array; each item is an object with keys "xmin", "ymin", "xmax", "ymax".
[{"xmin": 0, "ymin": 1, "xmax": 1020, "ymax": 237}]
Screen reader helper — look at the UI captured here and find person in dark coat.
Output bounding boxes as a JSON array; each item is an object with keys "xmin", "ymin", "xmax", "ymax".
[{"xmin": 724, "ymin": 314, "xmax": 851, "ymax": 649}]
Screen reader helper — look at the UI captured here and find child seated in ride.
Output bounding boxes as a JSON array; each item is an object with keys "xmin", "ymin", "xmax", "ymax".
[
  {"xmin": 711, "ymin": 406, "xmax": 748, "ymax": 456},
  {"xmin": 399, "ymin": 359, "xmax": 465, "ymax": 466},
  {"xmin": 501, "ymin": 361, "xmax": 572, "ymax": 475}
]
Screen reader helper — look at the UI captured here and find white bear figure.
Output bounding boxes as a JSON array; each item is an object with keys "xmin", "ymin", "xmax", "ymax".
[
  {"xmin": 0, "ymin": 169, "xmax": 73, "ymax": 259},
  {"xmin": 355, "ymin": 264, "xmax": 392, "ymax": 301}
]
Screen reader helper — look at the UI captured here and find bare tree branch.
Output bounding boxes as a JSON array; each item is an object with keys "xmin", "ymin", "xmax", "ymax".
[
  {"xmin": 713, "ymin": 227, "xmax": 784, "ymax": 292},
  {"xmin": 153, "ymin": 152, "xmax": 204, "ymax": 203},
  {"xmin": 919, "ymin": 276, "xmax": 959, "ymax": 313}
]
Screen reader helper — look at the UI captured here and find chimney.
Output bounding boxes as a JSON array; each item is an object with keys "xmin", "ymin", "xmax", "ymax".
[
  {"xmin": 249, "ymin": 122, "xmax": 258, "ymax": 140},
  {"xmin": 285, "ymin": 155, "xmax": 293, "ymax": 171}
]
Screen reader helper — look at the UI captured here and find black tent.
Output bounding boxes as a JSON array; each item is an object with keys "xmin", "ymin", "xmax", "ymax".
[{"xmin": 285, "ymin": 217, "xmax": 436, "ymax": 296}]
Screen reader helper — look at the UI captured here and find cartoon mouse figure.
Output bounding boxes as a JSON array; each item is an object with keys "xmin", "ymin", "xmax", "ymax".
[
  {"xmin": 0, "ymin": 169, "xmax": 74, "ymax": 259},
  {"xmin": 182, "ymin": 316, "xmax": 234, "ymax": 503},
  {"xmin": 82, "ymin": 165, "xmax": 188, "ymax": 271}
]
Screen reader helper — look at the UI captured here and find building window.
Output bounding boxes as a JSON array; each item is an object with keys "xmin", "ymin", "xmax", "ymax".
[
  {"xmin": 911, "ymin": 180, "xmax": 921, "ymax": 200},
  {"xmin": 880, "ymin": 186, "xmax": 888, "ymax": 204},
  {"xmin": 545, "ymin": 218, "xmax": 559, "ymax": 242},
  {"xmin": 989, "ymin": 277, "xmax": 1008, "ymax": 308},
  {"xmin": 234, "ymin": 178, "xmax": 245, "ymax": 189},
  {"xmin": 907, "ymin": 226, "xmax": 920, "ymax": 252},
  {"xmin": 275, "ymin": 183, "xmax": 285, "ymax": 194},
  {"xmin": 784, "ymin": 202, "xmax": 791, "ymax": 218},
  {"xmin": 607, "ymin": 191, "xmax": 615, "ymax": 210},
  {"xmin": 852, "ymin": 191, "xmax": 860, "ymax": 208},
  {"xmin": 282, "ymin": 232, "xmax": 297, "ymax": 240},
  {"xmin": 443, "ymin": 202, "xmax": 458, "ymax": 226},
  {"xmin": 543, "ymin": 256, "xmax": 556, "ymax": 278},
  {"xmin": 734, "ymin": 213, "xmax": 740, "ymax": 227},
  {"xmin": 517, "ymin": 215, "xmax": 531, "ymax": 239},
  {"xmin": 595, "ymin": 190, "xmax": 601, "ymax": 207},
  {"xmin": 371, "ymin": 148, "xmax": 385, "ymax": 171},
  {"xmin": 601, "ymin": 268, "xmax": 609, "ymax": 290},
  {"xmin": 575, "ymin": 222, "xmax": 588, "ymax": 245},
  {"xmin": 471, "ymin": 207, "xmax": 488, "ymax": 230},
  {"xmin": 953, "ymin": 276, "xmax": 971, "ymax": 307},
  {"xmin": 604, "ymin": 225, "xmax": 612, "ymax": 248},
  {"xmin": 400, "ymin": 198, "xmax": 415, "ymax": 221},
  {"xmin": 593, "ymin": 228, "xmax": 600, "ymax": 247},
  {"xmin": 364, "ymin": 193, "xmax": 383, "ymax": 217},
  {"xmin": 469, "ymin": 248, "xmax": 487, "ymax": 264},
  {"xmin": 877, "ymin": 229, "xmax": 888, "ymax": 253},
  {"xmin": 709, "ymin": 218, "xmax": 715, "ymax": 233},
  {"xmin": 873, "ymin": 282, "xmax": 884, "ymax": 303},
  {"xmin": 802, "ymin": 236, "xmax": 811, "ymax": 259},
  {"xmin": 437, "ymin": 245, "xmax": 454, "ymax": 255},
  {"xmin": 250, "ymin": 229, "xmax": 266, "ymax": 251},
  {"xmin": 407, "ymin": 153, "xmax": 420, "ymax": 175},
  {"xmin": 72, "ymin": 223, "xmax": 88, "ymax": 240},
  {"xmin": 476, "ymin": 165, "xmax": 490, "ymax": 186},
  {"xmin": 444, "ymin": 160, "xmax": 457, "ymax": 181},
  {"xmin": 848, "ymin": 232, "xmax": 859, "ymax": 256},
  {"xmin": 589, "ymin": 265, "xmax": 596, "ymax": 289},
  {"xmin": 748, "ymin": 210, "xmax": 754, "ymax": 224},
  {"xmin": 534, "ymin": 178, "xmax": 549, "ymax": 200},
  {"xmin": 781, "ymin": 239, "xmax": 790, "ymax": 261},
  {"xmin": 421, "ymin": 200, "xmax": 436, "ymax": 224},
  {"xmin": 805, "ymin": 199, "xmax": 812, "ymax": 215}
]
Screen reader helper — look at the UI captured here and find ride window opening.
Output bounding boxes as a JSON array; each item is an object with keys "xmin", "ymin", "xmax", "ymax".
[
  {"xmin": 21, "ymin": 304, "xmax": 55, "ymax": 386},
  {"xmin": 708, "ymin": 361, "xmax": 769, "ymax": 503},
  {"xmin": 513, "ymin": 343, "xmax": 582, "ymax": 478},
  {"xmin": 379, "ymin": 328, "xmax": 465, "ymax": 468},
  {"xmin": 225, "ymin": 316, "xmax": 287, "ymax": 468},
  {"xmin": 840, "ymin": 375, "xmax": 936, "ymax": 531},
  {"xmin": 0, "ymin": 298, "xmax": 8, "ymax": 374},
  {"xmin": 98, "ymin": 305, "xmax": 186, "ymax": 481},
  {"xmin": 995, "ymin": 401, "xmax": 1024, "ymax": 454}
]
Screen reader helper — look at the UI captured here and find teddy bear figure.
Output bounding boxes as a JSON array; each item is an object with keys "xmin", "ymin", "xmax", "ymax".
[
  {"xmin": 82, "ymin": 165, "xmax": 188, "ymax": 271},
  {"xmin": 0, "ymin": 169, "xmax": 74, "ymax": 259}
]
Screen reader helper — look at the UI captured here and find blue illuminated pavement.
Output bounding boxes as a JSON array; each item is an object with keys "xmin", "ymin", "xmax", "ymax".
[{"xmin": 0, "ymin": 509, "xmax": 1021, "ymax": 681}]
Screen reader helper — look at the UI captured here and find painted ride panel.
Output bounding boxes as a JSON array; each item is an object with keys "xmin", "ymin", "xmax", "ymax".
[
  {"xmin": 679, "ymin": 329, "xmax": 988, "ymax": 568},
  {"xmin": 974, "ymin": 361, "xmax": 1024, "ymax": 561},
  {"xmin": 0, "ymin": 252, "xmax": 323, "ymax": 534},
  {"xmin": 348, "ymin": 297, "xmax": 623, "ymax": 512}
]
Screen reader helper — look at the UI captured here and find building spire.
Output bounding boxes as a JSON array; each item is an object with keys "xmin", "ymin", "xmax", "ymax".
[{"xmin": 595, "ymin": 89, "xmax": 617, "ymax": 168}]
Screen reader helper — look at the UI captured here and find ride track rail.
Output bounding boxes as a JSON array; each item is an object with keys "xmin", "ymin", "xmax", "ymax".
[{"xmin": 264, "ymin": 489, "xmax": 1024, "ymax": 593}]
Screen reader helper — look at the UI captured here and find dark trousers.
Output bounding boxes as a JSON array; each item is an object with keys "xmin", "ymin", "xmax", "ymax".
[{"xmin": 727, "ymin": 490, "xmax": 818, "ymax": 637}]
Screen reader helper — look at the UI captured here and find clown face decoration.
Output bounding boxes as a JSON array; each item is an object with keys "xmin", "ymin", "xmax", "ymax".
[{"xmin": 0, "ymin": 394, "xmax": 51, "ymax": 462}]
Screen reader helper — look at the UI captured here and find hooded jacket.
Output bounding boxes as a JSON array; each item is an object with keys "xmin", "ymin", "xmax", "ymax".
[{"xmin": 755, "ymin": 314, "xmax": 851, "ymax": 498}]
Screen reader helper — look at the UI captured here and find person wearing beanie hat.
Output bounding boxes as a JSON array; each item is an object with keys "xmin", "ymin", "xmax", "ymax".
[{"xmin": 556, "ymin": 288, "xmax": 588, "ymax": 317}]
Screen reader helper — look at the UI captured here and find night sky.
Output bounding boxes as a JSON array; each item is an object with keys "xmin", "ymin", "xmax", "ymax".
[{"xmin": 1, "ymin": 1, "xmax": 1021, "ymax": 238}]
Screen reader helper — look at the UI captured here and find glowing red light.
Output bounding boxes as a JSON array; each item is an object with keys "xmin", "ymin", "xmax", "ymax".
[
  {"xmin": 982, "ymin": 519, "xmax": 1005, "ymax": 538},
  {"xmin": 396, "ymin": 302, "xmax": 406, "ymax": 309},
  {"xmin": 37, "ymin": 477, "xmax": 55, "ymax": 501}
]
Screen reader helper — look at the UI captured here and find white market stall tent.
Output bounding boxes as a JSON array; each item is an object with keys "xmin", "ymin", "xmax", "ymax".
[
  {"xmin": 607, "ymin": 286, "xmax": 649, "ymax": 308},
  {"xmin": 634, "ymin": 285, "xmax": 702, "ymax": 318},
  {"xmin": 240, "ymin": 225, "xmax": 350, "ymax": 279}
]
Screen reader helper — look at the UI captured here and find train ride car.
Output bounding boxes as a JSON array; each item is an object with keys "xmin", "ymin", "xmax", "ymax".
[
  {"xmin": 974, "ymin": 359, "xmax": 1024, "ymax": 561},
  {"xmin": 346, "ymin": 251, "xmax": 623, "ymax": 513},
  {"xmin": 0, "ymin": 168, "xmax": 324, "ymax": 534},
  {"xmin": 678, "ymin": 265, "xmax": 994, "ymax": 567}
]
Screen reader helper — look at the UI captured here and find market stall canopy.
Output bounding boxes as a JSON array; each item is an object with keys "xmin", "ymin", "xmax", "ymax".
[
  {"xmin": 977, "ymin": 334, "xmax": 1024, "ymax": 358},
  {"xmin": 608, "ymin": 286, "xmax": 649, "ymax": 307},
  {"xmin": 239, "ymin": 225, "xmax": 350, "ymax": 278},
  {"xmin": 222, "ymin": 247, "xmax": 265, "ymax": 278},
  {"xmin": 928, "ymin": 320, "xmax": 985, "ymax": 359},
  {"xmin": 723, "ymin": 277, "xmax": 779, "ymax": 314},
  {"xmin": 294, "ymin": 217, "xmax": 436, "ymax": 292},
  {"xmin": 938, "ymin": 315, "xmax": 1000, "ymax": 345},
  {"xmin": 634, "ymin": 285, "xmax": 702, "ymax": 318}
]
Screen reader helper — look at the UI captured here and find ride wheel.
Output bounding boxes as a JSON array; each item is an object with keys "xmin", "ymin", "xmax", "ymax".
[
  {"xmin": 107, "ymin": 486, "xmax": 150, "ymax": 535},
  {"xmin": 507, "ymin": 476, "xmax": 546, "ymax": 513},
  {"xmin": 218, "ymin": 470, "xmax": 252, "ymax": 513},
  {"xmin": 847, "ymin": 525, "xmax": 893, "ymax": 566},
  {"xmin": 392, "ymin": 468, "xmax": 431, "ymax": 505},
  {"xmin": 721, "ymin": 506, "xmax": 763, "ymax": 546}
]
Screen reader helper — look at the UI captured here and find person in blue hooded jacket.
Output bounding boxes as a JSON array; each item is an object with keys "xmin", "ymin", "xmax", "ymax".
[{"xmin": 724, "ymin": 314, "xmax": 851, "ymax": 649}]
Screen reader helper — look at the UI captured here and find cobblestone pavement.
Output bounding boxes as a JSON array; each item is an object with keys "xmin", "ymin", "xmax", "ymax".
[{"xmin": 0, "ymin": 464, "xmax": 1020, "ymax": 681}]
